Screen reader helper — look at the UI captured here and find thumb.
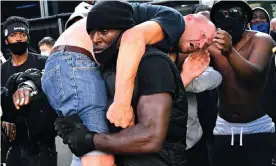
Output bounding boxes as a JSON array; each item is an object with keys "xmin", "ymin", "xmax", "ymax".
[{"xmin": 129, "ymin": 119, "xmax": 135, "ymax": 127}]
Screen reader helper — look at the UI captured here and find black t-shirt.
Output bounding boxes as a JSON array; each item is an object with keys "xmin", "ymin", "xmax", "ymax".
[
  {"xmin": 1, "ymin": 52, "xmax": 46, "ymax": 87},
  {"xmin": 104, "ymin": 47, "xmax": 187, "ymax": 165},
  {"xmin": 131, "ymin": 3, "xmax": 185, "ymax": 51},
  {"xmin": 103, "ymin": 50, "xmax": 176, "ymax": 112},
  {"xmin": 137, "ymin": 54, "xmax": 176, "ymax": 97},
  {"xmin": 104, "ymin": 48, "xmax": 177, "ymax": 128}
]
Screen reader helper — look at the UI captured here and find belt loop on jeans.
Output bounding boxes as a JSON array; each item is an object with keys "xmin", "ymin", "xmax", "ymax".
[{"xmin": 60, "ymin": 45, "xmax": 66, "ymax": 53}]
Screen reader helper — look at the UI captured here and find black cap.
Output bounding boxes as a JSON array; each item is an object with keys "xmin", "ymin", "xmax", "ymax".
[
  {"xmin": 86, "ymin": 0, "xmax": 135, "ymax": 34},
  {"xmin": 210, "ymin": 0, "xmax": 253, "ymax": 23}
]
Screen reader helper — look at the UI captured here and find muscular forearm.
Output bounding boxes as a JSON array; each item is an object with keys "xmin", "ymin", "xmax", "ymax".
[
  {"xmin": 227, "ymin": 49, "xmax": 264, "ymax": 84},
  {"xmin": 114, "ymin": 30, "xmax": 146, "ymax": 106},
  {"xmin": 113, "ymin": 22, "xmax": 165, "ymax": 111},
  {"xmin": 94, "ymin": 123, "xmax": 162, "ymax": 154}
]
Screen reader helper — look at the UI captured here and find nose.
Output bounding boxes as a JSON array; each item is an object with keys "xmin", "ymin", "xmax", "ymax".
[
  {"xmin": 91, "ymin": 32, "xmax": 102, "ymax": 45},
  {"xmin": 254, "ymin": 17, "xmax": 263, "ymax": 23},
  {"xmin": 15, "ymin": 35, "xmax": 23, "ymax": 41},
  {"xmin": 199, "ymin": 38, "xmax": 210, "ymax": 49}
]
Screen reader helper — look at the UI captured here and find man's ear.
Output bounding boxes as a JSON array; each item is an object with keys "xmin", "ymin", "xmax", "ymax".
[
  {"xmin": 5, "ymin": 39, "xmax": 8, "ymax": 45},
  {"xmin": 184, "ymin": 14, "xmax": 196, "ymax": 22}
]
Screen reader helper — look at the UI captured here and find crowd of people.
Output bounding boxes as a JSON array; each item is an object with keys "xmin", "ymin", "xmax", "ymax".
[{"xmin": 1, "ymin": 0, "xmax": 276, "ymax": 166}]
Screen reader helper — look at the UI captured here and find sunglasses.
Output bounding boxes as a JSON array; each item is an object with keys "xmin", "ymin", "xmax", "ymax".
[{"xmin": 214, "ymin": 7, "xmax": 243, "ymax": 22}]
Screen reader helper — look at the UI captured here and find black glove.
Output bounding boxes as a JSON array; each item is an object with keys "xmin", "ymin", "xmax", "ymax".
[
  {"xmin": 54, "ymin": 114, "xmax": 96, "ymax": 157},
  {"xmin": 5, "ymin": 72, "xmax": 24, "ymax": 95}
]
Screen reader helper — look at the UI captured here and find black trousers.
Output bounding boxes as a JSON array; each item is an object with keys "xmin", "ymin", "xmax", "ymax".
[
  {"xmin": 6, "ymin": 143, "xmax": 57, "ymax": 166},
  {"xmin": 212, "ymin": 133, "xmax": 275, "ymax": 166},
  {"xmin": 187, "ymin": 137, "xmax": 211, "ymax": 166},
  {"xmin": 1, "ymin": 133, "xmax": 10, "ymax": 164}
]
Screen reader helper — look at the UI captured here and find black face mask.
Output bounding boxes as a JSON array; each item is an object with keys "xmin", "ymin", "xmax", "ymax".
[
  {"xmin": 8, "ymin": 42, "xmax": 28, "ymax": 55},
  {"xmin": 94, "ymin": 32, "xmax": 123, "ymax": 67},
  {"xmin": 270, "ymin": 30, "xmax": 276, "ymax": 42},
  {"xmin": 216, "ymin": 17, "xmax": 247, "ymax": 45}
]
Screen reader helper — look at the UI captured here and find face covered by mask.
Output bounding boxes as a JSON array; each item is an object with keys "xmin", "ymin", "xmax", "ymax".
[
  {"xmin": 40, "ymin": 51, "xmax": 50, "ymax": 56},
  {"xmin": 251, "ymin": 22, "xmax": 269, "ymax": 34},
  {"xmin": 8, "ymin": 41, "xmax": 28, "ymax": 55},
  {"xmin": 213, "ymin": 7, "xmax": 247, "ymax": 45},
  {"xmin": 94, "ymin": 32, "xmax": 123, "ymax": 67}
]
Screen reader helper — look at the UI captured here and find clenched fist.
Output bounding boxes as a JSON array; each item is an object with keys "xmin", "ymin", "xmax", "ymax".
[{"xmin": 106, "ymin": 103, "xmax": 135, "ymax": 128}]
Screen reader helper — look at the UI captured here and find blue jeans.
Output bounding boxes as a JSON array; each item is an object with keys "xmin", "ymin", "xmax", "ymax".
[{"xmin": 41, "ymin": 51, "xmax": 108, "ymax": 166}]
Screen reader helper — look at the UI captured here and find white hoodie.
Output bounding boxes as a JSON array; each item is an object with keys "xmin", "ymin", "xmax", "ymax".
[{"xmin": 65, "ymin": 2, "xmax": 93, "ymax": 29}]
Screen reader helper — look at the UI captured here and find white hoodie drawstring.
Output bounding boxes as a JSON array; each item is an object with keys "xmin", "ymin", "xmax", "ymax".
[
  {"xmin": 240, "ymin": 127, "xmax": 243, "ymax": 146},
  {"xmin": 231, "ymin": 127, "xmax": 234, "ymax": 146},
  {"xmin": 230, "ymin": 126, "xmax": 243, "ymax": 146}
]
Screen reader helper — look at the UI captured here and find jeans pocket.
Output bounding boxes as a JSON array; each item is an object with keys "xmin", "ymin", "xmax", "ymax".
[{"xmin": 42, "ymin": 65, "xmax": 64, "ymax": 110}]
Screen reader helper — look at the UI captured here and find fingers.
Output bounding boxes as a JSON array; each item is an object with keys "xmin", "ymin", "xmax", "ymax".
[
  {"xmin": 55, "ymin": 114, "xmax": 82, "ymax": 127},
  {"xmin": 54, "ymin": 115, "xmax": 81, "ymax": 138},
  {"xmin": 55, "ymin": 122, "xmax": 73, "ymax": 138},
  {"xmin": 216, "ymin": 28, "xmax": 226, "ymax": 35},
  {"xmin": 23, "ymin": 89, "xmax": 30, "ymax": 105},
  {"xmin": 10, "ymin": 124, "xmax": 16, "ymax": 141},
  {"xmin": 12, "ymin": 89, "xmax": 31, "ymax": 110},
  {"xmin": 107, "ymin": 104, "xmax": 135, "ymax": 128},
  {"xmin": 213, "ymin": 38, "xmax": 225, "ymax": 45},
  {"xmin": 129, "ymin": 117, "xmax": 135, "ymax": 127},
  {"xmin": 6, "ymin": 123, "xmax": 16, "ymax": 141},
  {"xmin": 18, "ymin": 89, "xmax": 25, "ymax": 106},
  {"xmin": 13, "ymin": 91, "xmax": 20, "ymax": 110},
  {"xmin": 106, "ymin": 111, "xmax": 115, "ymax": 124},
  {"xmin": 214, "ymin": 33, "xmax": 225, "ymax": 40},
  {"xmin": 215, "ymin": 43, "xmax": 223, "ymax": 50}
]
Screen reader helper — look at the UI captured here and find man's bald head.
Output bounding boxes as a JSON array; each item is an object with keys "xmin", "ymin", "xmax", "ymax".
[
  {"xmin": 178, "ymin": 13, "xmax": 216, "ymax": 53},
  {"xmin": 271, "ymin": 18, "xmax": 276, "ymax": 31}
]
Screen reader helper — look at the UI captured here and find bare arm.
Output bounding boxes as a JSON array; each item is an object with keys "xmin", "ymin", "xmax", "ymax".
[
  {"xmin": 107, "ymin": 3, "xmax": 185, "ymax": 128},
  {"xmin": 226, "ymin": 34, "xmax": 274, "ymax": 85},
  {"xmin": 114, "ymin": 21, "xmax": 165, "ymax": 106},
  {"xmin": 94, "ymin": 93, "xmax": 172, "ymax": 154},
  {"xmin": 207, "ymin": 44, "xmax": 237, "ymax": 82},
  {"xmin": 213, "ymin": 30, "xmax": 274, "ymax": 85}
]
